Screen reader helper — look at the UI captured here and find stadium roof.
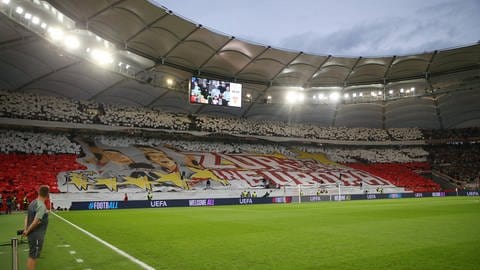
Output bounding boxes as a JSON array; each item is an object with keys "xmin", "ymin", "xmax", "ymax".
[
  {"xmin": 0, "ymin": 0, "xmax": 479, "ymax": 129},
  {"xmin": 46, "ymin": 0, "xmax": 480, "ymax": 88}
]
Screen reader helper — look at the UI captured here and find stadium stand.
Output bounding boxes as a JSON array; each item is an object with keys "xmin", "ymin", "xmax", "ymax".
[
  {"xmin": 428, "ymin": 143, "xmax": 480, "ymax": 188},
  {"xmin": 0, "ymin": 91, "xmax": 426, "ymax": 141},
  {"xmin": 346, "ymin": 162, "xmax": 440, "ymax": 192},
  {"xmin": 0, "ymin": 129, "xmax": 438, "ymax": 208}
]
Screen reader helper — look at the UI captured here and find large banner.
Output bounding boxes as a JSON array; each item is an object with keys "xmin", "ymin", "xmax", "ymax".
[{"xmin": 58, "ymin": 137, "xmax": 393, "ymax": 193}]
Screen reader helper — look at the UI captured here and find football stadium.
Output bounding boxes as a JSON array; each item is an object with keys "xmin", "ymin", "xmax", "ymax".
[{"xmin": 0, "ymin": 0, "xmax": 479, "ymax": 269}]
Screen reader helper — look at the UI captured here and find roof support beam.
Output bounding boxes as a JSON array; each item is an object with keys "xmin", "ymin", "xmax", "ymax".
[
  {"xmin": 147, "ymin": 87, "xmax": 176, "ymax": 108},
  {"xmin": 15, "ymin": 61, "xmax": 81, "ymax": 92},
  {"xmin": 331, "ymin": 101, "xmax": 341, "ymax": 127},
  {"xmin": 163, "ymin": 25, "xmax": 202, "ymax": 58},
  {"xmin": 241, "ymin": 85, "xmax": 270, "ymax": 118},
  {"xmin": 88, "ymin": 78, "xmax": 128, "ymax": 101},
  {"xmin": 197, "ymin": 36, "xmax": 235, "ymax": 71},
  {"xmin": 432, "ymin": 94, "xmax": 444, "ymax": 129},
  {"xmin": 0, "ymin": 36, "xmax": 38, "ymax": 50},
  {"xmin": 234, "ymin": 46, "xmax": 271, "ymax": 77},
  {"xmin": 343, "ymin": 57, "xmax": 362, "ymax": 85},
  {"xmin": 86, "ymin": 0, "xmax": 127, "ymax": 25},
  {"xmin": 383, "ymin": 56, "xmax": 396, "ymax": 79},
  {"xmin": 425, "ymin": 50, "xmax": 438, "ymax": 75},
  {"xmin": 270, "ymin": 51, "xmax": 303, "ymax": 84},
  {"xmin": 305, "ymin": 55, "xmax": 332, "ymax": 87},
  {"xmin": 125, "ymin": 12, "xmax": 171, "ymax": 44}
]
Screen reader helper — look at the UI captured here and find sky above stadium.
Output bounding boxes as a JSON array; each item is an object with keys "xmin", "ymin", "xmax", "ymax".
[{"xmin": 152, "ymin": 0, "xmax": 480, "ymax": 57}]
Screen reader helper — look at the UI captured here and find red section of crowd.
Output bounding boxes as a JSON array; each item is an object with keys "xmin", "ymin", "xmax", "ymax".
[
  {"xmin": 0, "ymin": 154, "xmax": 85, "ymax": 211},
  {"xmin": 346, "ymin": 162, "xmax": 440, "ymax": 192}
]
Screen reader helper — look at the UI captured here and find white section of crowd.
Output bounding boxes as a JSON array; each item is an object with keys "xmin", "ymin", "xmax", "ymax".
[
  {"xmin": 97, "ymin": 135, "xmax": 298, "ymax": 157},
  {"xmin": 0, "ymin": 129, "xmax": 427, "ymax": 163},
  {"xmin": 0, "ymin": 130, "xmax": 81, "ymax": 154},
  {"xmin": 0, "ymin": 91, "xmax": 425, "ymax": 141},
  {"xmin": 300, "ymin": 146, "xmax": 428, "ymax": 163},
  {"xmin": 99, "ymin": 103, "xmax": 190, "ymax": 130}
]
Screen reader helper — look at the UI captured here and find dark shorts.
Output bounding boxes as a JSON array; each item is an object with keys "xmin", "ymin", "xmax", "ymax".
[{"xmin": 28, "ymin": 237, "xmax": 44, "ymax": 259}]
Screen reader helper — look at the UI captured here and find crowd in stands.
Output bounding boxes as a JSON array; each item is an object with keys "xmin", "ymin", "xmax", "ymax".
[
  {"xmin": 97, "ymin": 134, "xmax": 297, "ymax": 156},
  {"xmin": 347, "ymin": 162, "xmax": 440, "ymax": 192},
  {"xmin": 424, "ymin": 127, "xmax": 480, "ymax": 141},
  {"xmin": 97, "ymin": 134, "xmax": 430, "ymax": 162},
  {"xmin": 99, "ymin": 104, "xmax": 190, "ymax": 130},
  {"xmin": 429, "ymin": 143, "xmax": 480, "ymax": 187},
  {"xmin": 0, "ymin": 91, "xmax": 426, "ymax": 141},
  {"xmin": 1, "ymin": 128, "xmax": 477, "ymax": 207},
  {"xmin": 0, "ymin": 91, "xmax": 98, "ymax": 124},
  {"xmin": 0, "ymin": 153, "xmax": 85, "ymax": 212},
  {"xmin": 387, "ymin": 128, "xmax": 424, "ymax": 141},
  {"xmin": 0, "ymin": 91, "xmax": 189, "ymax": 131},
  {"xmin": 195, "ymin": 116, "xmax": 400, "ymax": 141},
  {"xmin": 0, "ymin": 130, "xmax": 81, "ymax": 154},
  {"xmin": 309, "ymin": 147, "xmax": 429, "ymax": 163}
]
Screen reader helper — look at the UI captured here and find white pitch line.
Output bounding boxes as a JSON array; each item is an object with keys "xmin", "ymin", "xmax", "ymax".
[
  {"xmin": 52, "ymin": 212, "xmax": 155, "ymax": 270},
  {"xmin": 76, "ymin": 258, "xmax": 84, "ymax": 263}
]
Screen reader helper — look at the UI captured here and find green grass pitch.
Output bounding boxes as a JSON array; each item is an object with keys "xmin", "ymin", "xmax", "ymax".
[{"xmin": 1, "ymin": 197, "xmax": 479, "ymax": 270}]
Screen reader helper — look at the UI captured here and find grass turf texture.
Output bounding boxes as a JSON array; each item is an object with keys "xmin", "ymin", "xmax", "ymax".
[{"xmin": 1, "ymin": 197, "xmax": 479, "ymax": 270}]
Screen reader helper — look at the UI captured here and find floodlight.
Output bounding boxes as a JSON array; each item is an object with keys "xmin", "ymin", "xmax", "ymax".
[
  {"xmin": 411, "ymin": 87, "xmax": 415, "ymax": 92},
  {"xmin": 378, "ymin": 91, "xmax": 382, "ymax": 95},
  {"xmin": 32, "ymin": 16, "xmax": 40, "ymax": 24},
  {"xmin": 166, "ymin": 78, "xmax": 173, "ymax": 86},
  {"xmin": 125, "ymin": 64, "xmax": 130, "ymax": 69},
  {"xmin": 57, "ymin": 13, "xmax": 63, "ymax": 22},
  {"xmin": 313, "ymin": 95, "xmax": 316, "ymax": 99},
  {"xmin": 352, "ymin": 93, "xmax": 357, "ymax": 97},
  {"xmin": 246, "ymin": 93, "xmax": 251, "ymax": 98},
  {"xmin": 91, "ymin": 49, "xmax": 114, "ymax": 65},
  {"xmin": 267, "ymin": 96, "xmax": 272, "ymax": 100},
  {"xmin": 42, "ymin": 2, "xmax": 49, "ymax": 10},
  {"xmin": 318, "ymin": 93, "xmax": 324, "ymax": 99},
  {"xmin": 47, "ymin": 27, "xmax": 64, "ymax": 41},
  {"xmin": 371, "ymin": 91, "xmax": 376, "ymax": 96},
  {"xmin": 297, "ymin": 93, "xmax": 305, "ymax": 102},
  {"xmin": 286, "ymin": 91, "xmax": 296, "ymax": 103},
  {"xmin": 400, "ymin": 88, "xmax": 404, "ymax": 93},
  {"xmin": 344, "ymin": 93, "xmax": 349, "ymax": 98},
  {"xmin": 118, "ymin": 62, "xmax": 122, "ymax": 67},
  {"xmin": 40, "ymin": 22, "xmax": 47, "ymax": 29},
  {"xmin": 1, "ymin": 0, "xmax": 10, "ymax": 5},
  {"xmin": 24, "ymin": 13, "xmax": 32, "ymax": 20},
  {"xmin": 329, "ymin": 92, "xmax": 340, "ymax": 102},
  {"xmin": 389, "ymin": 90, "xmax": 393, "ymax": 94},
  {"xmin": 406, "ymin": 89, "xmax": 410, "ymax": 93},
  {"xmin": 64, "ymin": 35, "xmax": 80, "ymax": 50},
  {"xmin": 15, "ymin": 6, "xmax": 24, "ymax": 14},
  {"xmin": 359, "ymin": 92, "xmax": 363, "ymax": 97}
]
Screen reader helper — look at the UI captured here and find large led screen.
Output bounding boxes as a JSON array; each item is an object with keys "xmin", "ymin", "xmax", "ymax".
[{"xmin": 190, "ymin": 77, "xmax": 242, "ymax": 107}]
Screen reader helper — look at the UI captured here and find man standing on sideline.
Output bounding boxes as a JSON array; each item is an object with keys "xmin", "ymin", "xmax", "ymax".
[{"xmin": 23, "ymin": 185, "xmax": 50, "ymax": 270}]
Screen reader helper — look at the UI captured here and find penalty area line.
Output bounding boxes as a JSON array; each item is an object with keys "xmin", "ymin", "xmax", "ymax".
[{"xmin": 51, "ymin": 212, "xmax": 155, "ymax": 270}]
